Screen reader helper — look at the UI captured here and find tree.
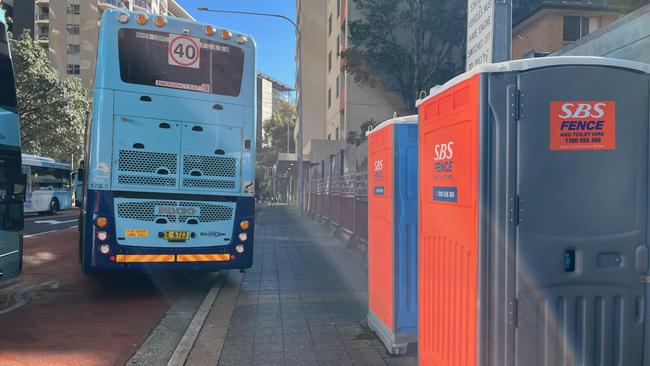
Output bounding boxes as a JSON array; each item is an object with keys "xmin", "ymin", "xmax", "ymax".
[
  {"xmin": 255, "ymin": 100, "xmax": 296, "ymax": 199},
  {"xmin": 10, "ymin": 30, "xmax": 89, "ymax": 164},
  {"xmin": 346, "ymin": 118, "xmax": 379, "ymax": 146},
  {"xmin": 342, "ymin": 0, "xmax": 466, "ymax": 113}
]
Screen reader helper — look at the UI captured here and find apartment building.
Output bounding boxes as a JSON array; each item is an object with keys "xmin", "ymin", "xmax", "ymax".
[
  {"xmin": 512, "ymin": 0, "xmax": 636, "ymax": 59},
  {"xmin": 295, "ymin": 0, "xmax": 328, "ymax": 153},
  {"xmin": 29, "ymin": 0, "xmax": 192, "ymax": 92},
  {"xmin": 257, "ymin": 72, "xmax": 293, "ymax": 148},
  {"xmin": 295, "ymin": 0, "xmax": 404, "ymax": 152}
]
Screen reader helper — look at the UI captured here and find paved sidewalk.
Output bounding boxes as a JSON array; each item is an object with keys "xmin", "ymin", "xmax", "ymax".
[{"xmin": 216, "ymin": 206, "xmax": 418, "ymax": 366}]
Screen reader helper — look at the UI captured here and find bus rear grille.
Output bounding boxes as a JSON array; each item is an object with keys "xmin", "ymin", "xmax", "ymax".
[
  {"xmin": 183, "ymin": 155, "xmax": 236, "ymax": 177},
  {"xmin": 116, "ymin": 200, "xmax": 234, "ymax": 223},
  {"xmin": 118, "ymin": 176, "xmax": 177, "ymax": 187},
  {"xmin": 182, "ymin": 179, "xmax": 236, "ymax": 190},
  {"xmin": 119, "ymin": 150, "xmax": 178, "ymax": 174}
]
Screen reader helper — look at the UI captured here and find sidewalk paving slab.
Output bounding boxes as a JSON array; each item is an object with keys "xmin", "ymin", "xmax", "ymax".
[{"xmin": 210, "ymin": 206, "xmax": 418, "ymax": 366}]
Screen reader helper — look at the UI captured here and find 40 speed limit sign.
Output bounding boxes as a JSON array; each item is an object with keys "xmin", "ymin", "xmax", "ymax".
[{"xmin": 168, "ymin": 34, "xmax": 201, "ymax": 69}]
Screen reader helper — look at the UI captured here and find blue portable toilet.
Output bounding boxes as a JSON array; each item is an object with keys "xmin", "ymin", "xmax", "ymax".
[{"xmin": 366, "ymin": 115, "xmax": 418, "ymax": 354}]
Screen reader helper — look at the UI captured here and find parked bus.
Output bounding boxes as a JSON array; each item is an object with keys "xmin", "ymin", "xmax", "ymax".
[
  {"xmin": 79, "ymin": 10, "xmax": 256, "ymax": 273},
  {"xmin": 22, "ymin": 154, "xmax": 73, "ymax": 215},
  {"xmin": 0, "ymin": 10, "xmax": 27, "ymax": 283}
]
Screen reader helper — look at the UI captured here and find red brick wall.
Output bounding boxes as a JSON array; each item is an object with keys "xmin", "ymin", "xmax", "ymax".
[{"xmin": 512, "ymin": 11, "xmax": 621, "ymax": 59}]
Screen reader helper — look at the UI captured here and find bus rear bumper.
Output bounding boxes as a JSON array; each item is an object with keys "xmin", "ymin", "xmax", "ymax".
[{"xmin": 80, "ymin": 191, "xmax": 255, "ymax": 272}]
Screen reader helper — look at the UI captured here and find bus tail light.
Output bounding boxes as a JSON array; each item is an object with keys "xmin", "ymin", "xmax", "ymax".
[
  {"xmin": 154, "ymin": 16, "xmax": 167, "ymax": 27},
  {"xmin": 96, "ymin": 217, "xmax": 108, "ymax": 228},
  {"xmin": 204, "ymin": 25, "xmax": 216, "ymax": 36},
  {"xmin": 97, "ymin": 231, "xmax": 108, "ymax": 241},
  {"xmin": 236, "ymin": 35, "xmax": 248, "ymax": 44},
  {"xmin": 117, "ymin": 13, "xmax": 130, "ymax": 24},
  {"xmin": 235, "ymin": 244, "xmax": 245, "ymax": 254},
  {"xmin": 99, "ymin": 244, "xmax": 110, "ymax": 254},
  {"xmin": 220, "ymin": 30, "xmax": 232, "ymax": 40},
  {"xmin": 238, "ymin": 232, "xmax": 247, "ymax": 242},
  {"xmin": 240, "ymin": 220, "xmax": 250, "ymax": 230},
  {"xmin": 136, "ymin": 14, "xmax": 149, "ymax": 25}
]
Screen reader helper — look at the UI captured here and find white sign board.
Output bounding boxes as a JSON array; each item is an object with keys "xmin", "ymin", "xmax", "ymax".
[
  {"xmin": 466, "ymin": 0, "xmax": 495, "ymax": 71},
  {"xmin": 168, "ymin": 35, "xmax": 201, "ymax": 69}
]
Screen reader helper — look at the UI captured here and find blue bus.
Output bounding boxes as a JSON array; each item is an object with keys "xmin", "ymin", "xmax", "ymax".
[
  {"xmin": 22, "ymin": 154, "xmax": 73, "ymax": 215},
  {"xmin": 0, "ymin": 10, "xmax": 27, "ymax": 282},
  {"xmin": 79, "ymin": 9, "xmax": 256, "ymax": 273}
]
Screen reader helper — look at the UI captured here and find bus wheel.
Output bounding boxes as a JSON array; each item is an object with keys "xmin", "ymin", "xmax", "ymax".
[{"xmin": 49, "ymin": 198, "xmax": 60, "ymax": 215}]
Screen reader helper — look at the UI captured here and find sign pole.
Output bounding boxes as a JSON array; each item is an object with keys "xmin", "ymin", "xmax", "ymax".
[{"xmin": 493, "ymin": 0, "xmax": 512, "ymax": 63}]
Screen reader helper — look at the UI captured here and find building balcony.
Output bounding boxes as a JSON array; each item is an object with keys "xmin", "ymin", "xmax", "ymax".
[
  {"xmin": 36, "ymin": 34, "xmax": 49, "ymax": 44},
  {"xmin": 35, "ymin": 13, "xmax": 49, "ymax": 24},
  {"xmin": 35, "ymin": 0, "xmax": 49, "ymax": 6},
  {"xmin": 98, "ymin": 0, "xmax": 126, "ymax": 11},
  {"xmin": 133, "ymin": 0, "xmax": 152, "ymax": 12}
]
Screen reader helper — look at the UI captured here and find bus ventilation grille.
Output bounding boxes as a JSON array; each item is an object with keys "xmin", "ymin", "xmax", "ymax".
[
  {"xmin": 183, "ymin": 155, "xmax": 236, "ymax": 177},
  {"xmin": 117, "ymin": 200, "xmax": 234, "ymax": 223},
  {"xmin": 119, "ymin": 150, "xmax": 178, "ymax": 174},
  {"xmin": 182, "ymin": 179, "xmax": 236, "ymax": 190},
  {"xmin": 117, "ymin": 176, "xmax": 177, "ymax": 187}
]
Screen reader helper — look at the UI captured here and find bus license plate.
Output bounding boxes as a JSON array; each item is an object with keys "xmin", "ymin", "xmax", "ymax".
[{"xmin": 163, "ymin": 231, "xmax": 191, "ymax": 241}]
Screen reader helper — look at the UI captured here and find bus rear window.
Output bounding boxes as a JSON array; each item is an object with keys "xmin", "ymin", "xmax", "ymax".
[
  {"xmin": 0, "ymin": 23, "xmax": 17, "ymax": 108},
  {"xmin": 118, "ymin": 29, "xmax": 244, "ymax": 97}
]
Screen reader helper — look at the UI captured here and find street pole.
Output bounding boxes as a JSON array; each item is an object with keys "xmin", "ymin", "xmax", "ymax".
[
  {"xmin": 197, "ymin": 6, "xmax": 304, "ymax": 215},
  {"xmin": 493, "ymin": 0, "xmax": 513, "ymax": 63}
]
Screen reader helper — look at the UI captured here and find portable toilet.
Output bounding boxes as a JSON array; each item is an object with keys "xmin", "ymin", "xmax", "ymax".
[
  {"xmin": 417, "ymin": 57, "xmax": 650, "ymax": 366},
  {"xmin": 367, "ymin": 115, "xmax": 418, "ymax": 354}
]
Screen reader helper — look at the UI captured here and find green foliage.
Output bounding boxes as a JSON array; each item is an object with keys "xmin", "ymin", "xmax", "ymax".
[
  {"xmin": 256, "ymin": 100, "xmax": 296, "ymax": 199},
  {"xmin": 10, "ymin": 30, "xmax": 89, "ymax": 164},
  {"xmin": 346, "ymin": 118, "xmax": 379, "ymax": 146},
  {"xmin": 342, "ymin": 0, "xmax": 466, "ymax": 112}
]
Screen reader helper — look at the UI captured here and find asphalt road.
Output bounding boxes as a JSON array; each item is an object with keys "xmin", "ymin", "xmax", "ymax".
[{"xmin": 24, "ymin": 209, "xmax": 80, "ymax": 236}]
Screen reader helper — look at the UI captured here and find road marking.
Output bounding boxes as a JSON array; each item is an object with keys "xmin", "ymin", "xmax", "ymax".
[
  {"xmin": 24, "ymin": 229, "xmax": 63, "ymax": 238},
  {"xmin": 166, "ymin": 273, "xmax": 228, "ymax": 366},
  {"xmin": 0, "ymin": 280, "xmax": 60, "ymax": 314},
  {"xmin": 33, "ymin": 219, "xmax": 78, "ymax": 225}
]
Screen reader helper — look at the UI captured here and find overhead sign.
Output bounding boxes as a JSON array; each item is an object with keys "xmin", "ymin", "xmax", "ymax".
[
  {"xmin": 466, "ymin": 0, "xmax": 495, "ymax": 71},
  {"xmin": 168, "ymin": 35, "xmax": 201, "ymax": 69}
]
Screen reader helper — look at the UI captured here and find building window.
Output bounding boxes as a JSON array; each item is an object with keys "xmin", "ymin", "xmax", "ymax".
[
  {"xmin": 328, "ymin": 14, "xmax": 332, "ymax": 35},
  {"xmin": 66, "ymin": 24, "xmax": 80, "ymax": 35},
  {"xmin": 328, "ymin": 133, "xmax": 331, "ymax": 140},
  {"xmin": 336, "ymin": 76, "xmax": 340, "ymax": 98},
  {"xmin": 67, "ymin": 44, "xmax": 80, "ymax": 55},
  {"xmin": 67, "ymin": 64, "xmax": 80, "ymax": 75},
  {"xmin": 335, "ymin": 127, "xmax": 339, "ymax": 140},
  {"xmin": 563, "ymin": 16, "xmax": 592, "ymax": 42},
  {"xmin": 336, "ymin": 35, "xmax": 340, "ymax": 57},
  {"xmin": 328, "ymin": 88, "xmax": 332, "ymax": 108},
  {"xmin": 67, "ymin": 4, "xmax": 80, "ymax": 14},
  {"xmin": 337, "ymin": 0, "xmax": 341, "ymax": 17},
  {"xmin": 328, "ymin": 51, "xmax": 332, "ymax": 72}
]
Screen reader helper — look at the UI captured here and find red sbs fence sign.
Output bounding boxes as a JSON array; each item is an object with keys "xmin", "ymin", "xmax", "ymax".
[
  {"xmin": 168, "ymin": 35, "xmax": 201, "ymax": 69},
  {"xmin": 549, "ymin": 101, "xmax": 616, "ymax": 151}
]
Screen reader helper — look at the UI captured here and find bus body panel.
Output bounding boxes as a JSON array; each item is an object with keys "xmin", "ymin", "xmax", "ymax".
[
  {"xmin": 81, "ymin": 9, "xmax": 256, "ymax": 272},
  {"xmin": 0, "ymin": 11, "xmax": 25, "ymax": 283}
]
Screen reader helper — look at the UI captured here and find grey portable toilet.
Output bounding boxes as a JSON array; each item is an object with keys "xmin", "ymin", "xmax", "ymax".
[{"xmin": 416, "ymin": 57, "xmax": 650, "ymax": 366}]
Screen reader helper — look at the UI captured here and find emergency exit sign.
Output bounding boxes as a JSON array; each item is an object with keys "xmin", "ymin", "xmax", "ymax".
[{"xmin": 466, "ymin": 0, "xmax": 495, "ymax": 71}]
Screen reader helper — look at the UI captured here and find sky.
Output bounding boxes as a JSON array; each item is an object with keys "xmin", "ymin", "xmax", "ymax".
[{"xmin": 177, "ymin": 0, "xmax": 297, "ymax": 90}]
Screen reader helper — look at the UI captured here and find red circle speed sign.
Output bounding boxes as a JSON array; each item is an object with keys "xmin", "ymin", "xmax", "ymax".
[{"xmin": 168, "ymin": 35, "xmax": 201, "ymax": 68}]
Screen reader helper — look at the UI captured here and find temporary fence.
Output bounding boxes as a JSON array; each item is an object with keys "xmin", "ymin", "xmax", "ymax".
[{"xmin": 306, "ymin": 141, "xmax": 369, "ymax": 245}]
